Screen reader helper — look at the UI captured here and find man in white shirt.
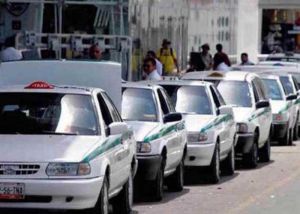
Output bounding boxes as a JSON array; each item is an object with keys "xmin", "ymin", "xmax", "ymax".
[
  {"xmin": 143, "ymin": 57, "xmax": 162, "ymax": 81},
  {"xmin": 0, "ymin": 47, "xmax": 23, "ymax": 62},
  {"xmin": 146, "ymin": 50, "xmax": 163, "ymax": 76}
]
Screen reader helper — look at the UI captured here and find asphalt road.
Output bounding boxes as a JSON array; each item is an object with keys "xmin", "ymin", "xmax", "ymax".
[{"xmin": 2, "ymin": 141, "xmax": 300, "ymax": 214}]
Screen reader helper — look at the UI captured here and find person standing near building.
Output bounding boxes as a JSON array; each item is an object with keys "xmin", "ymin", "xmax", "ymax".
[
  {"xmin": 214, "ymin": 54, "xmax": 230, "ymax": 72},
  {"xmin": 146, "ymin": 50, "xmax": 163, "ymax": 76},
  {"xmin": 143, "ymin": 57, "xmax": 162, "ymax": 81},
  {"xmin": 213, "ymin": 43, "xmax": 231, "ymax": 70},
  {"xmin": 157, "ymin": 39, "xmax": 179, "ymax": 75},
  {"xmin": 200, "ymin": 43, "xmax": 213, "ymax": 70},
  {"xmin": 89, "ymin": 44, "xmax": 102, "ymax": 60},
  {"xmin": 0, "ymin": 35, "xmax": 23, "ymax": 62},
  {"xmin": 240, "ymin": 53, "xmax": 255, "ymax": 66}
]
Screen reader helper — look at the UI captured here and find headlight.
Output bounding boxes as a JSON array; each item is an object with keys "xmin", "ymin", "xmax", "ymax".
[
  {"xmin": 236, "ymin": 123, "xmax": 248, "ymax": 133},
  {"xmin": 273, "ymin": 114, "xmax": 283, "ymax": 121},
  {"xmin": 188, "ymin": 132, "xmax": 208, "ymax": 142},
  {"xmin": 46, "ymin": 163, "xmax": 91, "ymax": 176},
  {"xmin": 137, "ymin": 142, "xmax": 151, "ymax": 153}
]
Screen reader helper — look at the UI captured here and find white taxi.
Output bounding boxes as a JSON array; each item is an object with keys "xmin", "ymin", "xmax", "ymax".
[
  {"xmin": 183, "ymin": 72, "xmax": 272, "ymax": 168},
  {"xmin": 0, "ymin": 81, "xmax": 137, "ymax": 214},
  {"xmin": 258, "ymin": 73, "xmax": 297, "ymax": 145},
  {"xmin": 122, "ymin": 82, "xmax": 187, "ymax": 201},
  {"xmin": 158, "ymin": 80, "xmax": 236, "ymax": 183}
]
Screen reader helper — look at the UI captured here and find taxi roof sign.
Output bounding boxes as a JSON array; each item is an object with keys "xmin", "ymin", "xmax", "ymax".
[
  {"xmin": 208, "ymin": 72, "xmax": 224, "ymax": 77},
  {"xmin": 25, "ymin": 81, "xmax": 54, "ymax": 89}
]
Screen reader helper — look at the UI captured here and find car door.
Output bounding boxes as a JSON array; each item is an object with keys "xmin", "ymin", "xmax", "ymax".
[
  {"xmin": 157, "ymin": 88, "xmax": 180, "ymax": 171},
  {"xmin": 210, "ymin": 85, "xmax": 232, "ymax": 155},
  {"xmin": 97, "ymin": 93, "xmax": 128, "ymax": 192}
]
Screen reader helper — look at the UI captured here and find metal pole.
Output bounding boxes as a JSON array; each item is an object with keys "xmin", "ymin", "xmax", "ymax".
[{"xmin": 58, "ymin": 0, "xmax": 63, "ymax": 58}]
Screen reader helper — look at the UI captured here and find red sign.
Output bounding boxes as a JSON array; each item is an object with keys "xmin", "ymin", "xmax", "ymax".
[{"xmin": 25, "ymin": 81, "xmax": 54, "ymax": 89}]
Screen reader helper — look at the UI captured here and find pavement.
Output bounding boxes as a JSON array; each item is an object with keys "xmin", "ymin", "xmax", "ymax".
[{"xmin": 2, "ymin": 142, "xmax": 300, "ymax": 214}]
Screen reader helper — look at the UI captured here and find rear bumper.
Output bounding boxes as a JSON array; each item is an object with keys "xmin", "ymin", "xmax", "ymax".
[
  {"xmin": 235, "ymin": 133, "xmax": 255, "ymax": 155},
  {"xmin": 136, "ymin": 155, "xmax": 162, "ymax": 181},
  {"xmin": 184, "ymin": 143, "xmax": 215, "ymax": 167},
  {"xmin": 271, "ymin": 123, "xmax": 288, "ymax": 140},
  {"xmin": 0, "ymin": 177, "xmax": 103, "ymax": 210}
]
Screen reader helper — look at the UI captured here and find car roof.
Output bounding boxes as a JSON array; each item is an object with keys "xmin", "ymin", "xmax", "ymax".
[
  {"xmin": 0, "ymin": 83, "xmax": 98, "ymax": 95},
  {"xmin": 122, "ymin": 81, "xmax": 163, "ymax": 90},
  {"xmin": 144, "ymin": 80, "xmax": 212, "ymax": 87}
]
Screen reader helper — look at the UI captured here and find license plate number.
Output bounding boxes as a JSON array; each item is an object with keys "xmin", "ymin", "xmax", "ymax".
[{"xmin": 0, "ymin": 183, "xmax": 25, "ymax": 199}]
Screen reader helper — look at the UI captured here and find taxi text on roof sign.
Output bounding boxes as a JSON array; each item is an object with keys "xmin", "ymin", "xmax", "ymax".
[{"xmin": 25, "ymin": 81, "xmax": 54, "ymax": 89}]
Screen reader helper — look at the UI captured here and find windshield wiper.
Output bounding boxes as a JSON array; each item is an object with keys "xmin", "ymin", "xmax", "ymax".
[{"xmin": 41, "ymin": 131, "xmax": 79, "ymax": 135}]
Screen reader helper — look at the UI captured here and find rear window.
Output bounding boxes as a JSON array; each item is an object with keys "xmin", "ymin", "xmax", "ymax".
[
  {"xmin": 0, "ymin": 93, "xmax": 98, "ymax": 135},
  {"xmin": 262, "ymin": 79, "xmax": 284, "ymax": 101}
]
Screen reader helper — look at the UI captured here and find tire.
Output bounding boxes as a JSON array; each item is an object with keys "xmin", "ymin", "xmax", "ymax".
[
  {"xmin": 111, "ymin": 170, "xmax": 133, "ymax": 214},
  {"xmin": 279, "ymin": 128, "xmax": 290, "ymax": 146},
  {"xmin": 221, "ymin": 144, "xmax": 235, "ymax": 176},
  {"xmin": 293, "ymin": 121, "xmax": 299, "ymax": 141},
  {"xmin": 150, "ymin": 159, "xmax": 165, "ymax": 201},
  {"xmin": 89, "ymin": 176, "xmax": 109, "ymax": 214},
  {"xmin": 259, "ymin": 137, "xmax": 271, "ymax": 162},
  {"xmin": 208, "ymin": 144, "xmax": 220, "ymax": 184},
  {"xmin": 243, "ymin": 141, "xmax": 258, "ymax": 169},
  {"xmin": 166, "ymin": 158, "xmax": 184, "ymax": 192},
  {"xmin": 289, "ymin": 128, "xmax": 293, "ymax": 146}
]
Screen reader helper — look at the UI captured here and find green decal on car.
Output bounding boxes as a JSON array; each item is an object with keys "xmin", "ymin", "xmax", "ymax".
[
  {"xmin": 144, "ymin": 121, "xmax": 184, "ymax": 143},
  {"xmin": 294, "ymin": 98, "xmax": 300, "ymax": 105},
  {"xmin": 248, "ymin": 108, "xmax": 271, "ymax": 122},
  {"xmin": 279, "ymin": 102, "xmax": 293, "ymax": 114},
  {"xmin": 200, "ymin": 114, "xmax": 233, "ymax": 133}
]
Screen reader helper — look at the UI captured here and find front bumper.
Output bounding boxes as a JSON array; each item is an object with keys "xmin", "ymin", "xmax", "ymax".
[
  {"xmin": 235, "ymin": 133, "xmax": 255, "ymax": 155},
  {"xmin": 184, "ymin": 142, "xmax": 215, "ymax": 167},
  {"xmin": 271, "ymin": 123, "xmax": 288, "ymax": 140},
  {"xmin": 136, "ymin": 155, "xmax": 162, "ymax": 181},
  {"xmin": 0, "ymin": 177, "xmax": 103, "ymax": 210}
]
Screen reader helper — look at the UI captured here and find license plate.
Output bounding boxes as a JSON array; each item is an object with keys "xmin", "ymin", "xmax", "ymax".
[{"xmin": 0, "ymin": 183, "xmax": 25, "ymax": 200}]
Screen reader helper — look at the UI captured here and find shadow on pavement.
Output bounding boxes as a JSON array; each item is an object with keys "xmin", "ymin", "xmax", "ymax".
[{"xmin": 236, "ymin": 160, "xmax": 275, "ymax": 171}]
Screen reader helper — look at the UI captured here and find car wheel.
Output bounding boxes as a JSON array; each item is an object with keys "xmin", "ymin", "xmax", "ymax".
[
  {"xmin": 293, "ymin": 121, "xmax": 299, "ymax": 141},
  {"xmin": 259, "ymin": 137, "xmax": 271, "ymax": 162},
  {"xmin": 279, "ymin": 128, "xmax": 290, "ymax": 146},
  {"xmin": 89, "ymin": 176, "xmax": 109, "ymax": 214},
  {"xmin": 208, "ymin": 144, "xmax": 220, "ymax": 184},
  {"xmin": 289, "ymin": 128, "xmax": 293, "ymax": 146},
  {"xmin": 221, "ymin": 144, "xmax": 235, "ymax": 176},
  {"xmin": 243, "ymin": 141, "xmax": 258, "ymax": 169},
  {"xmin": 111, "ymin": 170, "xmax": 133, "ymax": 214},
  {"xmin": 150, "ymin": 159, "xmax": 164, "ymax": 201},
  {"xmin": 166, "ymin": 158, "xmax": 184, "ymax": 192}
]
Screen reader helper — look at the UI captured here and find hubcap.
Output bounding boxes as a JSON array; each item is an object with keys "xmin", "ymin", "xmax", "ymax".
[
  {"xmin": 253, "ymin": 144, "xmax": 258, "ymax": 163},
  {"xmin": 128, "ymin": 173, "xmax": 133, "ymax": 208},
  {"xmin": 103, "ymin": 182, "xmax": 109, "ymax": 214},
  {"xmin": 231, "ymin": 146, "xmax": 235, "ymax": 170},
  {"xmin": 216, "ymin": 149, "xmax": 220, "ymax": 177},
  {"xmin": 180, "ymin": 161, "xmax": 184, "ymax": 186}
]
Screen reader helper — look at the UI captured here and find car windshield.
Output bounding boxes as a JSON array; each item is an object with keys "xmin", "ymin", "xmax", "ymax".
[
  {"xmin": 280, "ymin": 76, "xmax": 295, "ymax": 95},
  {"xmin": 217, "ymin": 81, "xmax": 252, "ymax": 107},
  {"xmin": 292, "ymin": 74, "xmax": 300, "ymax": 89},
  {"xmin": 0, "ymin": 93, "xmax": 98, "ymax": 135},
  {"xmin": 163, "ymin": 85, "xmax": 213, "ymax": 115},
  {"xmin": 122, "ymin": 88, "xmax": 158, "ymax": 122},
  {"xmin": 262, "ymin": 79, "xmax": 284, "ymax": 101}
]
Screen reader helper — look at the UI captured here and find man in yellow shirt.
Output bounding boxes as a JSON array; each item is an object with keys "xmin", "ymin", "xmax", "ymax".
[{"xmin": 157, "ymin": 39, "xmax": 179, "ymax": 75}]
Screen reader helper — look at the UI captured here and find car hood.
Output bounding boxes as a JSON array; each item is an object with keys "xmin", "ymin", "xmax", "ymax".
[
  {"xmin": 125, "ymin": 121, "xmax": 160, "ymax": 142},
  {"xmin": 0, "ymin": 135, "xmax": 101, "ymax": 162},
  {"xmin": 183, "ymin": 114, "xmax": 215, "ymax": 132},
  {"xmin": 232, "ymin": 107, "xmax": 253, "ymax": 122},
  {"xmin": 270, "ymin": 100, "xmax": 290, "ymax": 114}
]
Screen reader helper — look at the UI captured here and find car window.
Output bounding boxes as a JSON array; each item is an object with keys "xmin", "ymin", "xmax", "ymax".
[
  {"xmin": 102, "ymin": 92, "xmax": 122, "ymax": 122},
  {"xmin": 292, "ymin": 74, "xmax": 300, "ymax": 89},
  {"xmin": 0, "ymin": 93, "xmax": 99, "ymax": 135},
  {"xmin": 210, "ymin": 86, "xmax": 221, "ymax": 108},
  {"xmin": 122, "ymin": 88, "xmax": 158, "ymax": 122},
  {"xmin": 262, "ymin": 79, "xmax": 284, "ymax": 101},
  {"xmin": 217, "ymin": 81, "xmax": 253, "ymax": 107},
  {"xmin": 280, "ymin": 76, "xmax": 295, "ymax": 95},
  {"xmin": 251, "ymin": 82, "xmax": 260, "ymax": 103},
  {"xmin": 97, "ymin": 93, "xmax": 113, "ymax": 128},
  {"xmin": 168, "ymin": 86, "xmax": 213, "ymax": 115},
  {"xmin": 292, "ymin": 76, "xmax": 299, "ymax": 91},
  {"xmin": 212, "ymin": 85, "xmax": 226, "ymax": 106},
  {"xmin": 160, "ymin": 88, "xmax": 175, "ymax": 112},
  {"xmin": 253, "ymin": 78, "xmax": 267, "ymax": 101},
  {"xmin": 157, "ymin": 89, "xmax": 170, "ymax": 115}
]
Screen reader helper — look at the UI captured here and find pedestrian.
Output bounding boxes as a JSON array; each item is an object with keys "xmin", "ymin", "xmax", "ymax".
[
  {"xmin": 213, "ymin": 43, "xmax": 231, "ymax": 70},
  {"xmin": 0, "ymin": 35, "xmax": 23, "ymax": 62},
  {"xmin": 157, "ymin": 39, "xmax": 179, "ymax": 76},
  {"xmin": 200, "ymin": 43, "xmax": 213, "ymax": 70},
  {"xmin": 89, "ymin": 44, "xmax": 102, "ymax": 60},
  {"xmin": 143, "ymin": 57, "xmax": 162, "ymax": 81},
  {"xmin": 146, "ymin": 50, "xmax": 163, "ymax": 76},
  {"xmin": 214, "ymin": 54, "xmax": 230, "ymax": 72},
  {"xmin": 240, "ymin": 53, "xmax": 255, "ymax": 66}
]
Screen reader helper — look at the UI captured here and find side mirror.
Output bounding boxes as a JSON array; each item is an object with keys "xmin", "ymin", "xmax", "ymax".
[
  {"xmin": 109, "ymin": 122, "xmax": 128, "ymax": 135},
  {"xmin": 163, "ymin": 113, "xmax": 182, "ymax": 123},
  {"xmin": 218, "ymin": 105, "xmax": 234, "ymax": 116},
  {"xmin": 256, "ymin": 100, "xmax": 270, "ymax": 109},
  {"xmin": 286, "ymin": 94, "xmax": 297, "ymax": 101}
]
